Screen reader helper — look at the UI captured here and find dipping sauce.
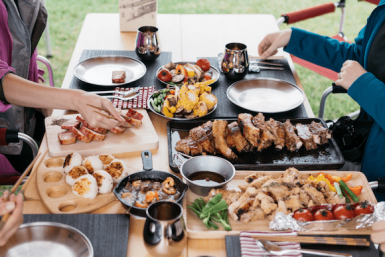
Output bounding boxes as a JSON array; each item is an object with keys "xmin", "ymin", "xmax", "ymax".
[{"xmin": 188, "ymin": 171, "xmax": 226, "ymax": 186}]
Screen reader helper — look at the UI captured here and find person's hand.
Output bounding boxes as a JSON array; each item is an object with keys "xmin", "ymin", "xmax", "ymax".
[
  {"xmin": 371, "ymin": 220, "xmax": 385, "ymax": 252},
  {"xmin": 335, "ymin": 60, "xmax": 367, "ymax": 90},
  {"xmin": 0, "ymin": 192, "xmax": 24, "ymax": 246},
  {"xmin": 71, "ymin": 91, "xmax": 126, "ymax": 130},
  {"xmin": 258, "ymin": 29, "xmax": 292, "ymax": 60}
]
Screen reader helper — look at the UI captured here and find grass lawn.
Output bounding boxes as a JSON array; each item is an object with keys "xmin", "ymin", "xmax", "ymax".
[{"xmin": 37, "ymin": 0, "xmax": 375, "ymax": 121}]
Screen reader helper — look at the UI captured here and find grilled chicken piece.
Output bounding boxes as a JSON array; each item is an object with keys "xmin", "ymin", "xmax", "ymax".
[
  {"xmin": 309, "ymin": 121, "xmax": 332, "ymax": 144},
  {"xmin": 238, "ymin": 113, "xmax": 260, "ymax": 148},
  {"xmin": 189, "ymin": 126, "xmax": 215, "ymax": 154},
  {"xmin": 235, "ymin": 198, "xmax": 254, "ymax": 218},
  {"xmin": 277, "ymin": 200, "xmax": 288, "ymax": 215},
  {"xmin": 302, "ymin": 184, "xmax": 327, "ymax": 205},
  {"xmin": 285, "ymin": 194, "xmax": 303, "ymax": 212},
  {"xmin": 296, "ymin": 123, "xmax": 317, "ymax": 150},
  {"xmin": 238, "ymin": 175, "xmax": 271, "ymax": 192},
  {"xmin": 227, "ymin": 122, "xmax": 251, "ymax": 152},
  {"xmin": 281, "ymin": 167, "xmax": 304, "ymax": 186},
  {"xmin": 265, "ymin": 119, "xmax": 286, "ymax": 150},
  {"xmin": 228, "ymin": 187, "xmax": 259, "ymax": 221},
  {"xmin": 261, "ymin": 179, "xmax": 291, "ymax": 201},
  {"xmin": 250, "ymin": 208, "xmax": 266, "ymax": 221},
  {"xmin": 256, "ymin": 192, "xmax": 277, "ymax": 215},
  {"xmin": 299, "ymin": 189, "xmax": 311, "ymax": 206},
  {"xmin": 252, "ymin": 113, "xmax": 276, "ymax": 151},
  {"xmin": 212, "ymin": 120, "xmax": 238, "ymax": 161},
  {"xmin": 325, "ymin": 191, "xmax": 346, "ymax": 204},
  {"xmin": 284, "ymin": 120, "xmax": 303, "ymax": 151}
]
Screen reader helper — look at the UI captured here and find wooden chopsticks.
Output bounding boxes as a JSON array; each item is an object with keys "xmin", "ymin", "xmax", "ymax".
[
  {"xmin": 86, "ymin": 104, "xmax": 132, "ymax": 128},
  {"xmin": 251, "ymin": 235, "xmax": 370, "ymax": 247},
  {"xmin": 0, "ymin": 152, "xmax": 41, "ymax": 230}
]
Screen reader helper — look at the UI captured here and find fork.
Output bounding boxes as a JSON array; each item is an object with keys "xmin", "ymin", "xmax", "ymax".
[
  {"xmin": 102, "ymin": 92, "xmax": 140, "ymax": 101},
  {"xmin": 91, "ymin": 87, "xmax": 141, "ymax": 96}
]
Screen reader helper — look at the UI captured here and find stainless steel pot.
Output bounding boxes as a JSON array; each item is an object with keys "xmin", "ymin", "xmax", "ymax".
[{"xmin": 173, "ymin": 153, "xmax": 235, "ymax": 196}]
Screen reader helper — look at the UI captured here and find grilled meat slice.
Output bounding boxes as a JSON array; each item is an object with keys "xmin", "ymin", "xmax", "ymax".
[
  {"xmin": 175, "ymin": 136, "xmax": 201, "ymax": 156},
  {"xmin": 238, "ymin": 175, "xmax": 271, "ymax": 192},
  {"xmin": 284, "ymin": 120, "xmax": 303, "ymax": 151},
  {"xmin": 226, "ymin": 133, "xmax": 236, "ymax": 149},
  {"xmin": 261, "ymin": 179, "xmax": 291, "ymax": 201},
  {"xmin": 58, "ymin": 131, "xmax": 76, "ymax": 145},
  {"xmin": 302, "ymin": 183, "xmax": 327, "ymax": 205},
  {"xmin": 265, "ymin": 119, "xmax": 286, "ymax": 150},
  {"xmin": 201, "ymin": 120, "xmax": 216, "ymax": 154},
  {"xmin": 309, "ymin": 121, "xmax": 332, "ymax": 145},
  {"xmin": 228, "ymin": 187, "xmax": 259, "ymax": 221},
  {"xmin": 212, "ymin": 120, "xmax": 238, "ymax": 161},
  {"xmin": 296, "ymin": 123, "xmax": 317, "ymax": 150},
  {"xmin": 235, "ymin": 198, "xmax": 254, "ymax": 218},
  {"xmin": 189, "ymin": 126, "xmax": 215, "ymax": 154},
  {"xmin": 228, "ymin": 122, "xmax": 251, "ymax": 152},
  {"xmin": 238, "ymin": 113, "xmax": 260, "ymax": 148},
  {"xmin": 252, "ymin": 113, "xmax": 276, "ymax": 151}
]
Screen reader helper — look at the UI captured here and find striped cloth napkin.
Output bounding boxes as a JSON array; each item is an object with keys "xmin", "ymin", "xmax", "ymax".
[
  {"xmin": 240, "ymin": 231, "xmax": 302, "ymax": 257},
  {"xmin": 112, "ymin": 86, "xmax": 155, "ymax": 109}
]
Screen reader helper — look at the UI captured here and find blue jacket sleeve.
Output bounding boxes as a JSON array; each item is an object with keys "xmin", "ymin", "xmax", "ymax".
[
  {"xmin": 348, "ymin": 72, "xmax": 385, "ymax": 130},
  {"xmin": 285, "ymin": 27, "xmax": 365, "ymax": 72}
]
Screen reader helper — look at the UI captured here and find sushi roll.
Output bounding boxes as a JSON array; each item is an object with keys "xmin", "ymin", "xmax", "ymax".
[
  {"xmin": 82, "ymin": 155, "xmax": 103, "ymax": 174},
  {"xmin": 72, "ymin": 174, "xmax": 98, "ymax": 199},
  {"xmin": 104, "ymin": 159, "xmax": 128, "ymax": 183},
  {"xmin": 98, "ymin": 153, "xmax": 115, "ymax": 166},
  {"xmin": 93, "ymin": 170, "xmax": 113, "ymax": 194},
  {"xmin": 66, "ymin": 166, "xmax": 89, "ymax": 186},
  {"xmin": 63, "ymin": 152, "xmax": 82, "ymax": 174}
]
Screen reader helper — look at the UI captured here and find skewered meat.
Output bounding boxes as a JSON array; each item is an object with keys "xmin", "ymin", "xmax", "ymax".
[
  {"xmin": 227, "ymin": 122, "xmax": 250, "ymax": 152},
  {"xmin": 252, "ymin": 113, "xmax": 276, "ymax": 151},
  {"xmin": 69, "ymin": 127, "xmax": 92, "ymax": 143},
  {"xmin": 296, "ymin": 123, "xmax": 317, "ymax": 150},
  {"xmin": 58, "ymin": 131, "xmax": 76, "ymax": 145},
  {"xmin": 212, "ymin": 120, "xmax": 238, "ymax": 161},
  {"xmin": 238, "ymin": 113, "xmax": 260, "ymax": 148},
  {"xmin": 61, "ymin": 121, "xmax": 80, "ymax": 130},
  {"xmin": 265, "ymin": 119, "xmax": 286, "ymax": 150},
  {"xmin": 189, "ymin": 126, "xmax": 215, "ymax": 154},
  {"xmin": 112, "ymin": 71, "xmax": 126, "ymax": 83},
  {"xmin": 284, "ymin": 120, "xmax": 303, "ymax": 151},
  {"xmin": 309, "ymin": 121, "xmax": 332, "ymax": 144}
]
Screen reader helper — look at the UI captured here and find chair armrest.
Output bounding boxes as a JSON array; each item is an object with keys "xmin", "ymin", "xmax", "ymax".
[
  {"xmin": 37, "ymin": 55, "xmax": 55, "ymax": 87},
  {"xmin": 280, "ymin": 2, "xmax": 336, "ymax": 25},
  {"xmin": 0, "ymin": 128, "xmax": 39, "ymax": 158}
]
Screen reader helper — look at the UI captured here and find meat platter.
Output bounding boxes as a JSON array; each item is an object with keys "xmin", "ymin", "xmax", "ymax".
[
  {"xmin": 168, "ymin": 117, "xmax": 345, "ymax": 172},
  {"xmin": 184, "ymin": 170, "xmax": 376, "ymax": 239}
]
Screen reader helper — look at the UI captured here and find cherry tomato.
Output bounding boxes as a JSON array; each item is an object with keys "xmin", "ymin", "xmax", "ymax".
[
  {"xmin": 204, "ymin": 73, "xmax": 212, "ymax": 81},
  {"xmin": 157, "ymin": 69, "xmax": 172, "ymax": 82},
  {"xmin": 293, "ymin": 208, "xmax": 314, "ymax": 222},
  {"xmin": 333, "ymin": 205, "xmax": 356, "ymax": 220},
  {"xmin": 314, "ymin": 209, "xmax": 334, "ymax": 221},
  {"xmin": 355, "ymin": 201, "xmax": 374, "ymax": 216},
  {"xmin": 196, "ymin": 58, "xmax": 211, "ymax": 72}
]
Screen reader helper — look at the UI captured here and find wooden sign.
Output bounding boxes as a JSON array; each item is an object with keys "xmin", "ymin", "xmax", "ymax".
[{"xmin": 119, "ymin": 0, "xmax": 157, "ymax": 32}]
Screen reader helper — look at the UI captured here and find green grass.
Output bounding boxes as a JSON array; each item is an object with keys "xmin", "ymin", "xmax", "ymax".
[{"xmin": 38, "ymin": 0, "xmax": 376, "ymax": 120}]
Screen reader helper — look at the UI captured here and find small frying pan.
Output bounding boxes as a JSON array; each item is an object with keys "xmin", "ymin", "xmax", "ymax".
[{"xmin": 114, "ymin": 150, "xmax": 188, "ymax": 217}]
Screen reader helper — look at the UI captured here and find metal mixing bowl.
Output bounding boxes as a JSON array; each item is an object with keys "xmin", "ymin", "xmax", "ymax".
[
  {"xmin": 179, "ymin": 156, "xmax": 235, "ymax": 196},
  {"xmin": 0, "ymin": 222, "xmax": 93, "ymax": 257}
]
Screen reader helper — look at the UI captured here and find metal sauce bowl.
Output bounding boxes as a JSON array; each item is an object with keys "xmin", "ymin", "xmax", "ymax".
[{"xmin": 177, "ymin": 154, "xmax": 235, "ymax": 196}]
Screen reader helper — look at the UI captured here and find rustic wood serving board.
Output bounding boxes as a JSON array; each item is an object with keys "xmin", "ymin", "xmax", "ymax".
[
  {"xmin": 45, "ymin": 109, "xmax": 159, "ymax": 157},
  {"xmin": 36, "ymin": 151, "xmax": 140, "ymax": 214},
  {"xmin": 184, "ymin": 171, "xmax": 377, "ymax": 239}
]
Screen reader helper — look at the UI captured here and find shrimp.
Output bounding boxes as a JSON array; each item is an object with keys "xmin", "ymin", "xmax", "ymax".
[
  {"xmin": 132, "ymin": 180, "xmax": 141, "ymax": 187},
  {"xmin": 134, "ymin": 201, "xmax": 148, "ymax": 208},
  {"xmin": 162, "ymin": 177, "xmax": 175, "ymax": 189},
  {"xmin": 163, "ymin": 187, "xmax": 177, "ymax": 195},
  {"xmin": 145, "ymin": 191, "xmax": 159, "ymax": 202},
  {"xmin": 121, "ymin": 192, "xmax": 131, "ymax": 198}
]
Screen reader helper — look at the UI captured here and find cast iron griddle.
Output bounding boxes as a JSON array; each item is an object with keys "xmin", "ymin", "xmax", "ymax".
[{"xmin": 168, "ymin": 117, "xmax": 344, "ymax": 173}]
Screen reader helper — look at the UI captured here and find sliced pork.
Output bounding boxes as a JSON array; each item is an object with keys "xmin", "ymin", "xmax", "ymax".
[
  {"xmin": 58, "ymin": 131, "xmax": 76, "ymax": 145},
  {"xmin": 296, "ymin": 123, "xmax": 317, "ymax": 150}
]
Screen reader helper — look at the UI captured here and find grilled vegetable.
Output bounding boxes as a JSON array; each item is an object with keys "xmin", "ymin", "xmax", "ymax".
[
  {"xmin": 339, "ymin": 180, "xmax": 360, "ymax": 203},
  {"xmin": 199, "ymin": 92, "xmax": 217, "ymax": 110},
  {"xmin": 334, "ymin": 182, "xmax": 344, "ymax": 199},
  {"xmin": 196, "ymin": 58, "xmax": 211, "ymax": 72},
  {"xmin": 157, "ymin": 69, "xmax": 172, "ymax": 82},
  {"xmin": 193, "ymin": 101, "xmax": 208, "ymax": 117}
]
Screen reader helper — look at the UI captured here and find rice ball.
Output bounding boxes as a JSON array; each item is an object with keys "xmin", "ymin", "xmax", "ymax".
[
  {"xmin": 63, "ymin": 152, "xmax": 82, "ymax": 174},
  {"xmin": 72, "ymin": 174, "xmax": 98, "ymax": 199},
  {"xmin": 82, "ymin": 155, "xmax": 103, "ymax": 174},
  {"xmin": 66, "ymin": 166, "xmax": 89, "ymax": 186},
  {"xmin": 98, "ymin": 153, "xmax": 115, "ymax": 166},
  {"xmin": 93, "ymin": 170, "xmax": 113, "ymax": 194},
  {"xmin": 104, "ymin": 159, "xmax": 128, "ymax": 183}
]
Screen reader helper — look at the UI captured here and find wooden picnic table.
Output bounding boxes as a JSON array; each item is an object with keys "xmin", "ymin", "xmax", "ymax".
[{"xmin": 22, "ymin": 13, "xmax": 315, "ymax": 257}]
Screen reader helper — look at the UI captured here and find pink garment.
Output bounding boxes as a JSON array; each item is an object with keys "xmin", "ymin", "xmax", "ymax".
[{"xmin": 0, "ymin": 156, "xmax": 19, "ymax": 176}]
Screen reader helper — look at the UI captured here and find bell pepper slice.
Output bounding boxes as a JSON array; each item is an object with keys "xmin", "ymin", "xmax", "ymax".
[
  {"xmin": 348, "ymin": 185, "xmax": 363, "ymax": 196},
  {"xmin": 325, "ymin": 173, "xmax": 337, "ymax": 184},
  {"xmin": 309, "ymin": 174, "xmax": 336, "ymax": 192},
  {"xmin": 332, "ymin": 174, "xmax": 353, "ymax": 183},
  {"xmin": 176, "ymin": 64, "xmax": 188, "ymax": 82}
]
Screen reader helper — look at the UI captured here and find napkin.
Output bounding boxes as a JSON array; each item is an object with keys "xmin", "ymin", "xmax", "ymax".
[
  {"xmin": 240, "ymin": 231, "xmax": 302, "ymax": 257},
  {"xmin": 112, "ymin": 86, "xmax": 155, "ymax": 109}
]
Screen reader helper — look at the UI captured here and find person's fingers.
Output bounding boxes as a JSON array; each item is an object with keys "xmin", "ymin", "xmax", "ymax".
[
  {"xmin": 258, "ymin": 37, "xmax": 272, "ymax": 56},
  {"xmin": 96, "ymin": 116, "xmax": 121, "ymax": 130},
  {"xmin": 335, "ymin": 79, "xmax": 342, "ymax": 86},
  {"xmin": 2, "ymin": 191, "xmax": 9, "ymax": 201},
  {"xmin": 101, "ymin": 99, "xmax": 125, "ymax": 123},
  {"xmin": 343, "ymin": 60, "xmax": 352, "ymax": 67},
  {"xmin": 9, "ymin": 194, "xmax": 15, "ymax": 202},
  {"xmin": 371, "ymin": 230, "xmax": 385, "ymax": 245},
  {"xmin": 261, "ymin": 43, "xmax": 278, "ymax": 60},
  {"xmin": 380, "ymin": 243, "xmax": 385, "ymax": 253},
  {"xmin": 372, "ymin": 221, "xmax": 385, "ymax": 231},
  {"xmin": 0, "ymin": 202, "xmax": 15, "ymax": 215}
]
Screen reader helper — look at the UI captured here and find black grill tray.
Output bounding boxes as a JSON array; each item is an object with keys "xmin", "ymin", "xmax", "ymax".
[{"xmin": 168, "ymin": 117, "xmax": 345, "ymax": 173}]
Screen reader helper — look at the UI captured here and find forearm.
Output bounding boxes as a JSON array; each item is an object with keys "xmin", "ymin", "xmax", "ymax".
[
  {"xmin": 2, "ymin": 73, "xmax": 79, "ymax": 110},
  {"xmin": 285, "ymin": 28, "xmax": 361, "ymax": 72}
]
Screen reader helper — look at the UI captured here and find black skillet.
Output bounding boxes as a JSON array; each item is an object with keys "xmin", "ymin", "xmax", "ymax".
[{"xmin": 113, "ymin": 150, "xmax": 188, "ymax": 217}]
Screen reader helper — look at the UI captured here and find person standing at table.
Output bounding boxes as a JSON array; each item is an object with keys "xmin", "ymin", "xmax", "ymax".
[
  {"xmin": 0, "ymin": 0, "xmax": 125, "ymax": 175},
  {"xmin": 258, "ymin": 0, "xmax": 385, "ymax": 252}
]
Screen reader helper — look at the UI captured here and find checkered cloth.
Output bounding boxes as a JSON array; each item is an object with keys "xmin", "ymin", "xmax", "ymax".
[{"xmin": 112, "ymin": 86, "xmax": 155, "ymax": 109}]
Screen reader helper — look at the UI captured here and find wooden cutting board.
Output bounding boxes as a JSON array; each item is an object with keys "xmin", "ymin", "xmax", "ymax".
[
  {"xmin": 36, "ymin": 151, "xmax": 141, "ymax": 214},
  {"xmin": 45, "ymin": 109, "xmax": 159, "ymax": 157},
  {"xmin": 184, "ymin": 171, "xmax": 377, "ymax": 239}
]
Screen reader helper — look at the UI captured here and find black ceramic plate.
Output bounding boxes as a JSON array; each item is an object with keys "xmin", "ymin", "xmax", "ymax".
[{"xmin": 167, "ymin": 117, "xmax": 345, "ymax": 173}]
